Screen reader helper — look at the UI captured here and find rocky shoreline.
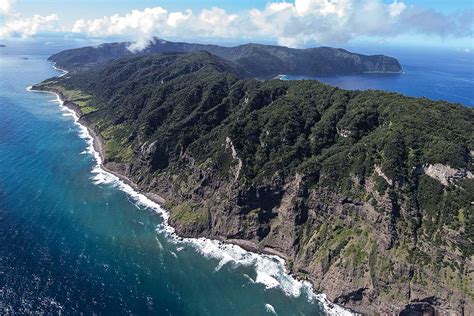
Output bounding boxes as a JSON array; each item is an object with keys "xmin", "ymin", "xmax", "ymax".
[
  {"xmin": 48, "ymin": 87, "xmax": 293, "ymax": 258},
  {"xmin": 29, "ymin": 84, "xmax": 353, "ymax": 315}
]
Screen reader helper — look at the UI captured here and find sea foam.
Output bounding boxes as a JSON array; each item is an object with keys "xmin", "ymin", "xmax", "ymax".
[
  {"xmin": 28, "ymin": 67, "xmax": 352, "ymax": 316},
  {"xmin": 265, "ymin": 303, "xmax": 277, "ymax": 315}
]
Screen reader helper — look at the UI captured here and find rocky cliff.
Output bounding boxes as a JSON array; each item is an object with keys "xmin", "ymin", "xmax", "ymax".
[{"xmin": 34, "ymin": 52, "xmax": 473, "ymax": 314}]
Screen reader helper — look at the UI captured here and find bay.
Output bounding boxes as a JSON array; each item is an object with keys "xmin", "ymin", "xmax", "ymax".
[{"xmin": 282, "ymin": 48, "xmax": 474, "ymax": 107}]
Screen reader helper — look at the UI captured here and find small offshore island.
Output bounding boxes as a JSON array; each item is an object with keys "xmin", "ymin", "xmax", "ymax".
[{"xmin": 32, "ymin": 41, "xmax": 473, "ymax": 314}]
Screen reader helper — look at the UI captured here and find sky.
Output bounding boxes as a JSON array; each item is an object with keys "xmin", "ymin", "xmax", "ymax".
[{"xmin": 0, "ymin": 0, "xmax": 473, "ymax": 51}]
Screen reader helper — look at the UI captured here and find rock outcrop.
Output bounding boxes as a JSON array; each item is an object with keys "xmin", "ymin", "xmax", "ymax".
[{"xmin": 421, "ymin": 163, "xmax": 474, "ymax": 186}]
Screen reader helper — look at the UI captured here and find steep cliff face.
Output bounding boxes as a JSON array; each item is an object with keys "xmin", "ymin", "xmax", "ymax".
[
  {"xmin": 112, "ymin": 152, "xmax": 474, "ymax": 315},
  {"xmin": 48, "ymin": 39, "xmax": 402, "ymax": 77},
  {"xmin": 34, "ymin": 52, "xmax": 473, "ymax": 314}
]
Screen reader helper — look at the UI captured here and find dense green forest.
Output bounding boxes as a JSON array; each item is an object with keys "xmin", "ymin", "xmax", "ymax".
[
  {"xmin": 48, "ymin": 38, "xmax": 402, "ymax": 77},
  {"xmin": 34, "ymin": 52, "xmax": 473, "ymax": 314}
]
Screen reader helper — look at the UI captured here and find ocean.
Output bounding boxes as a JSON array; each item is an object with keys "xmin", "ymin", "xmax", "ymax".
[
  {"xmin": 1, "ymin": 40, "xmax": 472, "ymax": 315},
  {"xmin": 283, "ymin": 48, "xmax": 474, "ymax": 107}
]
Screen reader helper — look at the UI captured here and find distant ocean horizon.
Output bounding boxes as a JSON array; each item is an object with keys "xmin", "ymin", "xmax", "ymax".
[
  {"xmin": 282, "ymin": 47, "xmax": 474, "ymax": 107},
  {"xmin": 3, "ymin": 38, "xmax": 473, "ymax": 106}
]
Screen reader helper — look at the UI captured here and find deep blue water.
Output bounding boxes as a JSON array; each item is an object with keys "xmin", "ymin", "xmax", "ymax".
[
  {"xmin": 0, "ymin": 43, "xmax": 330, "ymax": 314},
  {"xmin": 283, "ymin": 49, "xmax": 474, "ymax": 106}
]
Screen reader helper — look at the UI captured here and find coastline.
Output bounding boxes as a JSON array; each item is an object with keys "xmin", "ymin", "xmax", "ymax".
[
  {"xmin": 30, "ymin": 85, "xmax": 294, "ymax": 258},
  {"xmin": 28, "ymin": 69, "xmax": 353, "ymax": 315}
]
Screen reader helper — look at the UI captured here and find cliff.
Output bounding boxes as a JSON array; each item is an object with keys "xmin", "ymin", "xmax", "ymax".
[
  {"xmin": 47, "ymin": 38, "xmax": 402, "ymax": 77},
  {"xmin": 33, "ymin": 52, "xmax": 473, "ymax": 314}
]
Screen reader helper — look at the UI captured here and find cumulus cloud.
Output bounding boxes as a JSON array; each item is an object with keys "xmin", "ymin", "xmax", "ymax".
[
  {"xmin": 248, "ymin": 0, "xmax": 472, "ymax": 46},
  {"xmin": 72, "ymin": 6, "xmax": 241, "ymax": 51},
  {"xmin": 388, "ymin": 1, "xmax": 406, "ymax": 17},
  {"xmin": 399, "ymin": 8, "xmax": 474, "ymax": 37},
  {"xmin": 0, "ymin": 0, "xmax": 61, "ymax": 39},
  {"xmin": 1, "ymin": 0, "xmax": 472, "ymax": 47},
  {"xmin": 294, "ymin": 0, "xmax": 352, "ymax": 17},
  {"xmin": 69, "ymin": 0, "xmax": 473, "ymax": 49},
  {"xmin": 73, "ymin": 7, "xmax": 169, "ymax": 51},
  {"xmin": 0, "ymin": 0, "xmax": 15, "ymax": 15},
  {"xmin": 0, "ymin": 13, "xmax": 59, "ymax": 38}
]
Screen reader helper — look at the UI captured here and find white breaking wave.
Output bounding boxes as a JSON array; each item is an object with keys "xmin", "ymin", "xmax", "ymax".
[
  {"xmin": 155, "ymin": 237, "xmax": 163, "ymax": 250},
  {"xmin": 265, "ymin": 303, "xmax": 277, "ymax": 315},
  {"xmin": 27, "ymin": 70, "xmax": 353, "ymax": 316},
  {"xmin": 52, "ymin": 65, "xmax": 68, "ymax": 77}
]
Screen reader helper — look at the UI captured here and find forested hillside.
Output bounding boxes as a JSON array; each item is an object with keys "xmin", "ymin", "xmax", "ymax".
[
  {"xmin": 48, "ymin": 39, "xmax": 402, "ymax": 77},
  {"xmin": 34, "ymin": 52, "xmax": 473, "ymax": 314}
]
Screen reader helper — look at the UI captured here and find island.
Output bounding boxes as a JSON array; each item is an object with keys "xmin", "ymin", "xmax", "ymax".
[
  {"xmin": 33, "ymin": 50, "xmax": 473, "ymax": 314},
  {"xmin": 47, "ymin": 38, "xmax": 403, "ymax": 77}
]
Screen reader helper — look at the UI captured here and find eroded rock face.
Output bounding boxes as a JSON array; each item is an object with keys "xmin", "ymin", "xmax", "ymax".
[
  {"xmin": 111, "ymin": 146, "xmax": 473, "ymax": 315},
  {"xmin": 422, "ymin": 163, "xmax": 473, "ymax": 186},
  {"xmin": 225, "ymin": 137, "xmax": 243, "ymax": 182},
  {"xmin": 92, "ymin": 116, "xmax": 472, "ymax": 315},
  {"xmin": 374, "ymin": 164, "xmax": 393, "ymax": 186}
]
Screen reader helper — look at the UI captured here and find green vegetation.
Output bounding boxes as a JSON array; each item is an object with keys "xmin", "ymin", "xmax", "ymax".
[
  {"xmin": 170, "ymin": 202, "xmax": 208, "ymax": 226},
  {"xmin": 102, "ymin": 124, "xmax": 134, "ymax": 163},
  {"xmin": 48, "ymin": 39, "xmax": 402, "ymax": 77},
  {"xmin": 38, "ymin": 52, "xmax": 473, "ymax": 252},
  {"xmin": 374, "ymin": 175, "xmax": 389, "ymax": 194},
  {"xmin": 34, "ymin": 80, "xmax": 97, "ymax": 115}
]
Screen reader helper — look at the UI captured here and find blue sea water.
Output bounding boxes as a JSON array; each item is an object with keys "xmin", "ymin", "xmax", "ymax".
[
  {"xmin": 0, "ymin": 43, "xmax": 331, "ymax": 314},
  {"xmin": 283, "ymin": 48, "xmax": 474, "ymax": 106}
]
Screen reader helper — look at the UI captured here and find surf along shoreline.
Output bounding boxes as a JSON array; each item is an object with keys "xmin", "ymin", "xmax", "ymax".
[{"xmin": 28, "ymin": 64, "xmax": 353, "ymax": 316}]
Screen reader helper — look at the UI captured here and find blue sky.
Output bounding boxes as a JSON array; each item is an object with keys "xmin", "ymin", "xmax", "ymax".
[
  {"xmin": 1, "ymin": 0, "xmax": 473, "ymax": 50},
  {"xmin": 13, "ymin": 0, "xmax": 474, "ymax": 16}
]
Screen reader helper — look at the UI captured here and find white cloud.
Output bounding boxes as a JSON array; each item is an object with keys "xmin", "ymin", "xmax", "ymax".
[
  {"xmin": 69, "ymin": 0, "xmax": 472, "ymax": 50},
  {"xmin": 73, "ymin": 7, "xmax": 170, "ymax": 51},
  {"xmin": 246, "ymin": 0, "xmax": 408, "ymax": 46},
  {"xmin": 295, "ymin": 0, "xmax": 352, "ymax": 17},
  {"xmin": 0, "ymin": 0, "xmax": 15, "ymax": 15},
  {"xmin": 1, "ymin": 0, "xmax": 471, "ymax": 48},
  {"xmin": 0, "ymin": 0, "xmax": 61, "ymax": 39},
  {"xmin": 197, "ymin": 7, "xmax": 239, "ymax": 37},
  {"xmin": 0, "ymin": 14, "xmax": 59, "ymax": 38},
  {"xmin": 72, "ymin": 6, "xmax": 243, "ymax": 51},
  {"xmin": 167, "ymin": 10, "xmax": 191, "ymax": 28},
  {"xmin": 388, "ymin": 1, "xmax": 406, "ymax": 17}
]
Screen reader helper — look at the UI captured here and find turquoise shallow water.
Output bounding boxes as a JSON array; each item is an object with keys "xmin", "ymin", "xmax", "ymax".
[{"xmin": 0, "ymin": 44, "xmax": 330, "ymax": 314}]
